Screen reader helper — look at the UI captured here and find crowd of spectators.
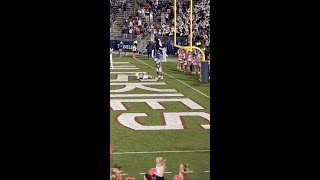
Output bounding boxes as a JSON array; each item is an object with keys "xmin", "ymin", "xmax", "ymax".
[
  {"xmin": 110, "ymin": 0, "xmax": 129, "ymax": 27},
  {"xmin": 119, "ymin": 0, "xmax": 210, "ymax": 45}
]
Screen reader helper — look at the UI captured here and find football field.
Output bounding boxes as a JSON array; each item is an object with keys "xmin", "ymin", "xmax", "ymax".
[{"xmin": 110, "ymin": 54, "xmax": 211, "ymax": 179}]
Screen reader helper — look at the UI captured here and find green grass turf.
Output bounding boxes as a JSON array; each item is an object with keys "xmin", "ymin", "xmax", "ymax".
[{"xmin": 110, "ymin": 55, "xmax": 211, "ymax": 179}]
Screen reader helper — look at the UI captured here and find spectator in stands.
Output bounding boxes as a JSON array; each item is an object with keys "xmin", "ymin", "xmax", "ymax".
[
  {"xmin": 145, "ymin": 8, "xmax": 150, "ymax": 22},
  {"xmin": 150, "ymin": 10, "xmax": 153, "ymax": 23},
  {"xmin": 124, "ymin": 26, "xmax": 129, "ymax": 39},
  {"xmin": 121, "ymin": 27, "xmax": 125, "ymax": 39},
  {"xmin": 128, "ymin": 27, "xmax": 133, "ymax": 40},
  {"xmin": 135, "ymin": 26, "xmax": 142, "ymax": 42}
]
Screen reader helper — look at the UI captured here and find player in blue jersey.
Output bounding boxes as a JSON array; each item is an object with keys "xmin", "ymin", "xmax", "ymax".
[{"xmin": 155, "ymin": 51, "xmax": 163, "ymax": 79}]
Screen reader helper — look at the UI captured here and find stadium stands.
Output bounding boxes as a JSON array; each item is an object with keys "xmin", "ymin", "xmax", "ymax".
[
  {"xmin": 111, "ymin": 0, "xmax": 209, "ymax": 46},
  {"xmin": 111, "ymin": 1, "xmax": 209, "ymax": 41}
]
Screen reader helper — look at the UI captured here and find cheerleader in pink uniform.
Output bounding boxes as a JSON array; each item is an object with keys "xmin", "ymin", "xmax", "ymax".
[
  {"xmin": 153, "ymin": 157, "xmax": 165, "ymax": 180},
  {"xmin": 173, "ymin": 164, "xmax": 189, "ymax": 180},
  {"xmin": 110, "ymin": 168, "xmax": 122, "ymax": 180},
  {"xmin": 186, "ymin": 52, "xmax": 193, "ymax": 75}
]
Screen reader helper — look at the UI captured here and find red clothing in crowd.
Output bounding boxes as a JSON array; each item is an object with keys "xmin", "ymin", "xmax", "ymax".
[{"xmin": 135, "ymin": 27, "xmax": 141, "ymax": 35}]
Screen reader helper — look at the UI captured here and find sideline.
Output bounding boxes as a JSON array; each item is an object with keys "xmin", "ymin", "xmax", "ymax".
[{"xmin": 133, "ymin": 57, "xmax": 210, "ymax": 98}]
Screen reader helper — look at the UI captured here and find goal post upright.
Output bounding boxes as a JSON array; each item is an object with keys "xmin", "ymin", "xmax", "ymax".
[{"xmin": 173, "ymin": 0, "xmax": 206, "ymax": 61}]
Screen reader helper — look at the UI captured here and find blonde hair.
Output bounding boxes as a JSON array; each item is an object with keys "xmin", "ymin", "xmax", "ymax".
[
  {"xmin": 156, "ymin": 157, "xmax": 166, "ymax": 167},
  {"xmin": 180, "ymin": 164, "xmax": 189, "ymax": 180},
  {"xmin": 110, "ymin": 168, "xmax": 122, "ymax": 180}
]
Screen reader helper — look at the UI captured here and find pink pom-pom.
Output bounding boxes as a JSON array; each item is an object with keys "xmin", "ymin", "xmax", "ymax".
[
  {"xmin": 148, "ymin": 169, "xmax": 154, "ymax": 176},
  {"xmin": 151, "ymin": 168, "xmax": 156, "ymax": 173},
  {"xmin": 173, "ymin": 175, "xmax": 181, "ymax": 180}
]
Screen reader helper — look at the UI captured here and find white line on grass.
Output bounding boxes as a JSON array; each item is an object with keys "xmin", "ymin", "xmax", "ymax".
[
  {"xmin": 110, "ymin": 93, "xmax": 184, "ymax": 97},
  {"xmin": 133, "ymin": 57, "xmax": 210, "ymax": 99},
  {"xmin": 111, "ymin": 150, "xmax": 210, "ymax": 155},
  {"xmin": 110, "ymin": 72, "xmax": 146, "ymax": 74},
  {"xmin": 204, "ymin": 170, "xmax": 210, "ymax": 173},
  {"xmin": 111, "ymin": 67, "xmax": 139, "ymax": 70},
  {"xmin": 113, "ymin": 66, "xmax": 137, "ymax": 68},
  {"xmin": 121, "ymin": 174, "xmax": 128, "ymax": 176},
  {"xmin": 113, "ymin": 62, "xmax": 130, "ymax": 64}
]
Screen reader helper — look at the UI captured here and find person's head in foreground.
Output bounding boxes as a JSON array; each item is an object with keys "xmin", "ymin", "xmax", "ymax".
[
  {"xmin": 110, "ymin": 168, "xmax": 121, "ymax": 180},
  {"xmin": 144, "ymin": 173, "xmax": 154, "ymax": 180},
  {"xmin": 156, "ymin": 157, "xmax": 165, "ymax": 167}
]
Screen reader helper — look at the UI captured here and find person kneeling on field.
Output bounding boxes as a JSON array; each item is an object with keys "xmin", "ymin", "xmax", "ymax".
[{"xmin": 136, "ymin": 73, "xmax": 156, "ymax": 80}]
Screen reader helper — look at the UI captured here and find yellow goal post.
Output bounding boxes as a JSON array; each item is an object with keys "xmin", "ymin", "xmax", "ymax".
[{"xmin": 173, "ymin": 0, "xmax": 206, "ymax": 61}]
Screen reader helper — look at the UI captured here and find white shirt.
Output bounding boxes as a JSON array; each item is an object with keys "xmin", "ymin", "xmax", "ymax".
[{"xmin": 156, "ymin": 166, "xmax": 160, "ymax": 174}]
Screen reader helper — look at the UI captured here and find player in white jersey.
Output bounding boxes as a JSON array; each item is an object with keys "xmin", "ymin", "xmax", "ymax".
[
  {"xmin": 161, "ymin": 47, "xmax": 168, "ymax": 62},
  {"xmin": 110, "ymin": 48, "xmax": 114, "ymax": 69},
  {"xmin": 156, "ymin": 58, "xmax": 163, "ymax": 79}
]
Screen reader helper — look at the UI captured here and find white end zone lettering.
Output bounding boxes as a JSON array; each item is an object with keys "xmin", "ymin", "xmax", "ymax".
[
  {"xmin": 117, "ymin": 112, "xmax": 210, "ymax": 130},
  {"xmin": 110, "ymin": 98, "xmax": 204, "ymax": 110},
  {"xmin": 110, "ymin": 72, "xmax": 147, "ymax": 82},
  {"xmin": 110, "ymin": 82, "xmax": 177, "ymax": 93}
]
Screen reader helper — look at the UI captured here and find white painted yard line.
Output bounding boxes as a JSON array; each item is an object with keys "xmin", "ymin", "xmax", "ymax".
[
  {"xmin": 110, "ymin": 72, "xmax": 146, "ymax": 74},
  {"xmin": 139, "ymin": 173, "xmax": 146, "ymax": 175},
  {"xmin": 133, "ymin": 57, "xmax": 210, "ymax": 99},
  {"xmin": 113, "ymin": 62, "xmax": 130, "ymax": 64},
  {"xmin": 111, "ymin": 150, "xmax": 210, "ymax": 155},
  {"xmin": 111, "ymin": 67, "xmax": 139, "ymax": 69},
  {"xmin": 164, "ymin": 172, "xmax": 172, "ymax": 174},
  {"xmin": 113, "ymin": 66, "xmax": 137, "ymax": 68},
  {"xmin": 204, "ymin": 170, "xmax": 210, "ymax": 173},
  {"xmin": 121, "ymin": 174, "xmax": 128, "ymax": 176},
  {"xmin": 110, "ymin": 93, "xmax": 184, "ymax": 97},
  {"xmin": 110, "ymin": 82, "xmax": 167, "ymax": 85},
  {"xmin": 187, "ymin": 171, "xmax": 193, "ymax": 173}
]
